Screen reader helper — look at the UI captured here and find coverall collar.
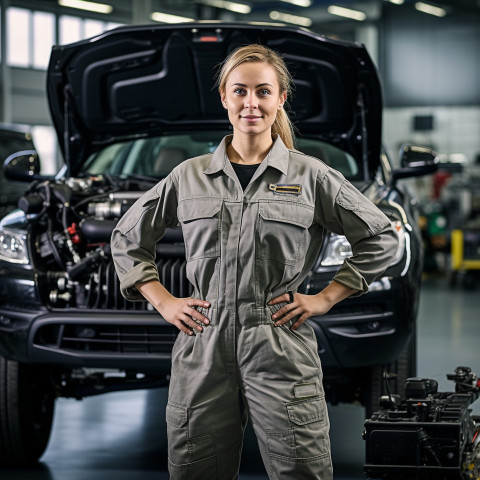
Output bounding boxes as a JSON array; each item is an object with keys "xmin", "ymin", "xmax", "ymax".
[{"xmin": 204, "ymin": 134, "xmax": 290, "ymax": 176}]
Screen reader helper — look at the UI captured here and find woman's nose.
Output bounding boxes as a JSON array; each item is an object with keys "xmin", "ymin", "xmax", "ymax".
[{"xmin": 244, "ymin": 93, "xmax": 258, "ymax": 109}]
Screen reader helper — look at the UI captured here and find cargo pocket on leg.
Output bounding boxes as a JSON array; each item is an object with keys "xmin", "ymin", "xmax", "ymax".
[
  {"xmin": 166, "ymin": 402, "xmax": 217, "ymax": 479},
  {"xmin": 268, "ymin": 397, "xmax": 333, "ymax": 479}
]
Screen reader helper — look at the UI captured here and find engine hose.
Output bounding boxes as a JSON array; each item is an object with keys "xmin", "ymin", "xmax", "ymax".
[
  {"xmin": 72, "ymin": 190, "xmax": 113, "ymax": 215},
  {"xmin": 62, "ymin": 203, "xmax": 81, "ymax": 264},
  {"xmin": 47, "ymin": 217, "xmax": 66, "ymax": 270},
  {"xmin": 29, "ymin": 181, "xmax": 52, "ymax": 222}
]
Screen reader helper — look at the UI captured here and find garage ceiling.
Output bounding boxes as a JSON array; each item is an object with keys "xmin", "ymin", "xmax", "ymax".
[{"xmin": 9, "ymin": 0, "xmax": 480, "ymax": 27}]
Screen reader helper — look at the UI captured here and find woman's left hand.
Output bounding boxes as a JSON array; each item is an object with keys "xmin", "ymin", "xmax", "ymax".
[
  {"xmin": 268, "ymin": 292, "xmax": 331, "ymax": 330},
  {"xmin": 268, "ymin": 282, "xmax": 356, "ymax": 330}
]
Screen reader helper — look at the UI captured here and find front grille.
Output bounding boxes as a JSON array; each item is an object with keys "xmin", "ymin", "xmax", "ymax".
[
  {"xmin": 33, "ymin": 322, "xmax": 179, "ymax": 355},
  {"xmin": 86, "ymin": 257, "xmax": 193, "ymax": 310}
]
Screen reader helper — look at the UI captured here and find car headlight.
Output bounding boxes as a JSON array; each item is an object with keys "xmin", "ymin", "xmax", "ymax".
[
  {"xmin": 317, "ymin": 221, "xmax": 406, "ymax": 270},
  {"xmin": 0, "ymin": 229, "xmax": 30, "ymax": 264},
  {"xmin": 320, "ymin": 234, "xmax": 353, "ymax": 267}
]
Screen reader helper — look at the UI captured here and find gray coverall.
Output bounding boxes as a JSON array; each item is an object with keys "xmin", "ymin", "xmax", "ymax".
[{"xmin": 111, "ymin": 135, "xmax": 398, "ymax": 480}]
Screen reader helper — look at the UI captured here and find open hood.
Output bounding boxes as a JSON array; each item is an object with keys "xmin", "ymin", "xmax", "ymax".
[{"xmin": 47, "ymin": 22, "xmax": 382, "ymax": 177}]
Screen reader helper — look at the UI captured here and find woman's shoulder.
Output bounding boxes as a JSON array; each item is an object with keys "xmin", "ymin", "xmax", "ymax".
[
  {"xmin": 172, "ymin": 153, "xmax": 214, "ymax": 175},
  {"xmin": 287, "ymin": 148, "xmax": 332, "ymax": 174},
  {"xmin": 287, "ymin": 148, "xmax": 348, "ymax": 192}
]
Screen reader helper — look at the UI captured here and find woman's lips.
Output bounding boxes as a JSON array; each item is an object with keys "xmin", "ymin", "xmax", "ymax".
[{"xmin": 242, "ymin": 115, "xmax": 262, "ymax": 123}]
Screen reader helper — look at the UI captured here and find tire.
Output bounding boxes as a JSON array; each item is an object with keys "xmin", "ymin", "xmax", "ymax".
[
  {"xmin": 364, "ymin": 332, "xmax": 417, "ymax": 418},
  {"xmin": 0, "ymin": 356, "xmax": 55, "ymax": 467}
]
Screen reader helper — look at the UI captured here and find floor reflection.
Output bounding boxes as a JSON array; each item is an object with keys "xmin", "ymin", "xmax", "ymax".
[{"xmin": 37, "ymin": 388, "xmax": 365, "ymax": 480}]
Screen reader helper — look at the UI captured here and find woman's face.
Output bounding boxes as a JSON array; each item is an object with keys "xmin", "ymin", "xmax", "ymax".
[{"xmin": 221, "ymin": 61, "xmax": 287, "ymax": 138}]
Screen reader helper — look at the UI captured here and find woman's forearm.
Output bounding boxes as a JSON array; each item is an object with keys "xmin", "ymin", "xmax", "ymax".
[
  {"xmin": 136, "ymin": 280, "xmax": 174, "ymax": 312},
  {"xmin": 316, "ymin": 280, "xmax": 356, "ymax": 309}
]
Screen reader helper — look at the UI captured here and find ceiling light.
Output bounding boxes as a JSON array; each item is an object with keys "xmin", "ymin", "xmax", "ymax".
[
  {"xmin": 279, "ymin": 0, "xmax": 312, "ymax": 7},
  {"xmin": 327, "ymin": 5, "xmax": 367, "ymax": 21},
  {"xmin": 269, "ymin": 11, "xmax": 312, "ymax": 27},
  {"xmin": 248, "ymin": 21, "xmax": 287, "ymax": 26},
  {"xmin": 414, "ymin": 2, "xmax": 447, "ymax": 16},
  {"xmin": 385, "ymin": 0, "xmax": 404, "ymax": 4},
  {"xmin": 198, "ymin": 0, "xmax": 251, "ymax": 14},
  {"xmin": 58, "ymin": 0, "xmax": 113, "ymax": 14},
  {"xmin": 150, "ymin": 12, "xmax": 195, "ymax": 23}
]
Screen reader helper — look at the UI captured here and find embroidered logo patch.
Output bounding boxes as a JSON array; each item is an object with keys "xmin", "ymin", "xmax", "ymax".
[{"xmin": 269, "ymin": 183, "xmax": 302, "ymax": 195}]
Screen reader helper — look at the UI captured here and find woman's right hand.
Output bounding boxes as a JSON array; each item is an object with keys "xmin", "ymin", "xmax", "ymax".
[
  {"xmin": 135, "ymin": 280, "xmax": 210, "ymax": 335},
  {"xmin": 158, "ymin": 295, "xmax": 210, "ymax": 335}
]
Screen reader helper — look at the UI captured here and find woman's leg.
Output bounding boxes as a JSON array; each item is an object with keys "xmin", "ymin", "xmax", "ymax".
[
  {"xmin": 238, "ymin": 322, "xmax": 333, "ymax": 480},
  {"xmin": 166, "ymin": 329, "xmax": 248, "ymax": 480}
]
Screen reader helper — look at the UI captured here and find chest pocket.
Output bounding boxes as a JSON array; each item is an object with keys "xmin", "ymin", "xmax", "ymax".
[
  {"xmin": 256, "ymin": 201, "xmax": 314, "ymax": 265},
  {"xmin": 178, "ymin": 198, "xmax": 222, "ymax": 261}
]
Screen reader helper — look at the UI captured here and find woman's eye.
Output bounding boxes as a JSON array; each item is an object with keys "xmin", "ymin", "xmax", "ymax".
[
  {"xmin": 234, "ymin": 88, "xmax": 245, "ymax": 95},
  {"xmin": 258, "ymin": 89, "xmax": 270, "ymax": 96}
]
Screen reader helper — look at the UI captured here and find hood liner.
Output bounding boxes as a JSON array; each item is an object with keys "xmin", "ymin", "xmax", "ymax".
[{"xmin": 46, "ymin": 23, "xmax": 382, "ymax": 176}]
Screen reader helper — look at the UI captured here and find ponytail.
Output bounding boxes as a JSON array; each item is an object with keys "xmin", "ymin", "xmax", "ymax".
[{"xmin": 272, "ymin": 107, "xmax": 294, "ymax": 150}]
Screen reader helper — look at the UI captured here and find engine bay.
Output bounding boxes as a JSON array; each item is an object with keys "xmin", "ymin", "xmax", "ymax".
[{"xmin": 18, "ymin": 175, "xmax": 185, "ymax": 310}]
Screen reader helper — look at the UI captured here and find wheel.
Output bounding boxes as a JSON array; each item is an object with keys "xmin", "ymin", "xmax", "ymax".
[
  {"xmin": 364, "ymin": 332, "xmax": 417, "ymax": 418},
  {"xmin": 0, "ymin": 356, "xmax": 55, "ymax": 467}
]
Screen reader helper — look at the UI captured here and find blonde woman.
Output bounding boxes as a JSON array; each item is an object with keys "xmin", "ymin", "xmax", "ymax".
[{"xmin": 111, "ymin": 44, "xmax": 398, "ymax": 479}]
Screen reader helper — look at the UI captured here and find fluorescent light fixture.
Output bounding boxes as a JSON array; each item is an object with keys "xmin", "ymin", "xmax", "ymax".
[
  {"xmin": 385, "ymin": 0, "xmax": 404, "ymax": 4},
  {"xmin": 327, "ymin": 5, "xmax": 367, "ymax": 21},
  {"xmin": 151, "ymin": 12, "xmax": 195, "ymax": 23},
  {"xmin": 58, "ymin": 0, "xmax": 113, "ymax": 14},
  {"xmin": 414, "ymin": 2, "xmax": 447, "ymax": 16},
  {"xmin": 198, "ymin": 0, "xmax": 251, "ymax": 14},
  {"xmin": 269, "ymin": 10, "xmax": 312, "ymax": 27},
  {"xmin": 248, "ymin": 21, "xmax": 287, "ymax": 26},
  {"xmin": 280, "ymin": 0, "xmax": 312, "ymax": 7}
]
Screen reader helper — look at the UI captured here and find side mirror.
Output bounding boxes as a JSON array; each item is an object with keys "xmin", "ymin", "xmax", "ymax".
[
  {"xmin": 3, "ymin": 150, "xmax": 42, "ymax": 182},
  {"xmin": 392, "ymin": 145, "xmax": 439, "ymax": 182}
]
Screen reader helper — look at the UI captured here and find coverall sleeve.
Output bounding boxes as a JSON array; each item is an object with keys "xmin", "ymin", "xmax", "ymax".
[
  {"xmin": 314, "ymin": 168, "xmax": 399, "ymax": 296},
  {"xmin": 111, "ymin": 174, "xmax": 179, "ymax": 301}
]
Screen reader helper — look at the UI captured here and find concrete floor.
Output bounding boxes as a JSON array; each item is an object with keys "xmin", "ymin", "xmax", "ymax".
[{"xmin": 2, "ymin": 274, "xmax": 479, "ymax": 479}]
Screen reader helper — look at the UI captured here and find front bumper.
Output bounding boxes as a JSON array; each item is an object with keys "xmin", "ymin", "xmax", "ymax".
[
  {"xmin": 0, "ymin": 308, "xmax": 177, "ymax": 373},
  {"xmin": 304, "ymin": 273, "xmax": 418, "ymax": 369},
  {"xmin": 0, "ymin": 262, "xmax": 418, "ymax": 373}
]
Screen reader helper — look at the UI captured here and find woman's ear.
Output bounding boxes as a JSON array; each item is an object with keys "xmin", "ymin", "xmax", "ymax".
[
  {"xmin": 221, "ymin": 92, "xmax": 227, "ymax": 109},
  {"xmin": 279, "ymin": 90, "xmax": 287, "ymax": 109}
]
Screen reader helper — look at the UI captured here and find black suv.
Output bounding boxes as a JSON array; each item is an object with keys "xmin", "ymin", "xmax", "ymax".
[{"xmin": 0, "ymin": 23, "xmax": 437, "ymax": 466}]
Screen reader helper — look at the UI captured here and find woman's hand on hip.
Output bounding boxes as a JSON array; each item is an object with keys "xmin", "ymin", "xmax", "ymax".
[
  {"xmin": 135, "ymin": 280, "xmax": 210, "ymax": 335},
  {"xmin": 158, "ymin": 296, "xmax": 210, "ymax": 335},
  {"xmin": 268, "ymin": 281, "xmax": 356, "ymax": 330},
  {"xmin": 268, "ymin": 292, "xmax": 332, "ymax": 330}
]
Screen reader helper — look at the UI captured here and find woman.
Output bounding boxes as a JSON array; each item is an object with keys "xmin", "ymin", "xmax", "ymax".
[{"xmin": 111, "ymin": 44, "xmax": 398, "ymax": 480}]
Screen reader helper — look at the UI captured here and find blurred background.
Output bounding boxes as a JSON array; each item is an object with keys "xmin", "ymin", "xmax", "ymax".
[{"xmin": 0, "ymin": 1, "xmax": 479, "ymax": 479}]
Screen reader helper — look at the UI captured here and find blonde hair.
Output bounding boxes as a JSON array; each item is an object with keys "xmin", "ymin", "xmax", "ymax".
[{"xmin": 217, "ymin": 44, "xmax": 295, "ymax": 149}]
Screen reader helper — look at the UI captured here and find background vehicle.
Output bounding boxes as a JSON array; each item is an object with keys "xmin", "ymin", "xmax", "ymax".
[{"xmin": 0, "ymin": 22, "xmax": 437, "ymax": 466}]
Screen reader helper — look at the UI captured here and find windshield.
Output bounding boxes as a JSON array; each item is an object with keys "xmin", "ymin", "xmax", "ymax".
[{"xmin": 81, "ymin": 132, "xmax": 359, "ymax": 180}]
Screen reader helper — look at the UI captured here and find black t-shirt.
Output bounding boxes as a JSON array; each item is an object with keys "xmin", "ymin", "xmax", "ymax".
[{"xmin": 230, "ymin": 161, "xmax": 260, "ymax": 190}]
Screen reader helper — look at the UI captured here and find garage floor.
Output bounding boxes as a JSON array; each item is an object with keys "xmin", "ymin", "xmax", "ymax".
[{"xmin": 2, "ymin": 275, "xmax": 479, "ymax": 480}]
